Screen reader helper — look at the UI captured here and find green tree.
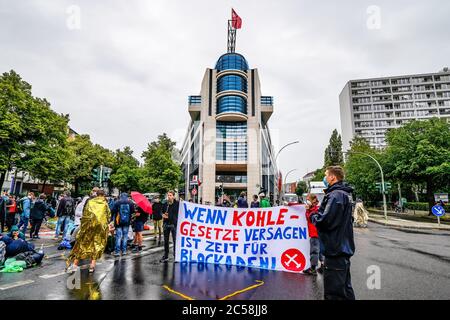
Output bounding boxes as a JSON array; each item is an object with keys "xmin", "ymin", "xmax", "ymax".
[
  {"xmin": 140, "ymin": 134, "xmax": 183, "ymax": 195},
  {"xmin": 324, "ymin": 129, "xmax": 344, "ymax": 167},
  {"xmin": 66, "ymin": 134, "xmax": 115, "ymax": 195},
  {"xmin": 0, "ymin": 70, "xmax": 71, "ymax": 190},
  {"xmin": 344, "ymin": 136, "xmax": 382, "ymax": 202},
  {"xmin": 0, "ymin": 70, "xmax": 38, "ymax": 187},
  {"xmin": 311, "ymin": 168, "xmax": 325, "ymax": 181},
  {"xmin": 110, "ymin": 147, "xmax": 142, "ymax": 192},
  {"xmin": 385, "ymin": 118, "xmax": 450, "ymax": 214},
  {"xmin": 295, "ymin": 180, "xmax": 308, "ymax": 196}
]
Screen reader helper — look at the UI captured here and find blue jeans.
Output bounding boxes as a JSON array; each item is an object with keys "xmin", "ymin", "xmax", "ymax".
[
  {"xmin": 55, "ymin": 215, "xmax": 70, "ymax": 237},
  {"xmin": 17, "ymin": 215, "xmax": 29, "ymax": 235},
  {"xmin": 63, "ymin": 219, "xmax": 76, "ymax": 241},
  {"xmin": 115, "ymin": 225, "xmax": 129, "ymax": 254}
]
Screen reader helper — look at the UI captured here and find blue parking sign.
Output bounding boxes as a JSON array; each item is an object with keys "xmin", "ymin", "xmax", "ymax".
[{"xmin": 432, "ymin": 205, "xmax": 446, "ymax": 217}]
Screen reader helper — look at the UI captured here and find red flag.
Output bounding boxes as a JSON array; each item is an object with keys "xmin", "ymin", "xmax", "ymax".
[{"xmin": 231, "ymin": 9, "xmax": 242, "ymax": 29}]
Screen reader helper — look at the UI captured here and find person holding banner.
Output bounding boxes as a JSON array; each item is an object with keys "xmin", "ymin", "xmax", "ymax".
[
  {"xmin": 303, "ymin": 193, "xmax": 324, "ymax": 276},
  {"xmin": 160, "ymin": 190, "xmax": 180, "ymax": 263},
  {"xmin": 310, "ymin": 166, "xmax": 356, "ymax": 300}
]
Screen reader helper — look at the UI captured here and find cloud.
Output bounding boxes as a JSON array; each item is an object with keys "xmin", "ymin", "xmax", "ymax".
[{"xmin": 1, "ymin": 0, "xmax": 449, "ymax": 181}]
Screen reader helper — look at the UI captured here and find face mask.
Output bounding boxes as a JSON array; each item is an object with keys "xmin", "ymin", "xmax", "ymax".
[{"xmin": 323, "ymin": 176, "xmax": 329, "ymax": 188}]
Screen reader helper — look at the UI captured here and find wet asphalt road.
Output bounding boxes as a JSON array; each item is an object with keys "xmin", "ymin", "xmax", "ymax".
[{"xmin": 1, "ymin": 223, "xmax": 449, "ymax": 300}]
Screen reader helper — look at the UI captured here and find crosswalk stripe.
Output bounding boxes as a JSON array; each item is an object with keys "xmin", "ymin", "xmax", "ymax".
[{"xmin": 0, "ymin": 280, "xmax": 35, "ymax": 290}]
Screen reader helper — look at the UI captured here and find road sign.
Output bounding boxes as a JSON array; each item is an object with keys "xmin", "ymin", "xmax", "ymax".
[
  {"xmin": 432, "ymin": 205, "xmax": 446, "ymax": 217},
  {"xmin": 434, "ymin": 193, "xmax": 448, "ymax": 203}
]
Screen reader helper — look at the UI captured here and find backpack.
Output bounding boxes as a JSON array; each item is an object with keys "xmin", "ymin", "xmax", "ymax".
[
  {"xmin": 118, "ymin": 203, "xmax": 131, "ymax": 225},
  {"xmin": 0, "ymin": 242, "xmax": 6, "ymax": 267},
  {"xmin": 17, "ymin": 198, "xmax": 25, "ymax": 214},
  {"xmin": 64, "ymin": 198, "xmax": 75, "ymax": 217}
]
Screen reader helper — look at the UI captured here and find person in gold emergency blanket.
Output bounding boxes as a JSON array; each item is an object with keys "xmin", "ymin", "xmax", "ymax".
[{"xmin": 66, "ymin": 188, "xmax": 113, "ymax": 273}]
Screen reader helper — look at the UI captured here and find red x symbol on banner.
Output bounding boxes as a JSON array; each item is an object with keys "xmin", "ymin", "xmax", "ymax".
[{"xmin": 281, "ymin": 248, "xmax": 306, "ymax": 272}]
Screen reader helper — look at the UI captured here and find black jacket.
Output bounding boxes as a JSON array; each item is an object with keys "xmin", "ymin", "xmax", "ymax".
[
  {"xmin": 135, "ymin": 206, "xmax": 149, "ymax": 223},
  {"xmin": 311, "ymin": 181, "xmax": 355, "ymax": 258},
  {"xmin": 162, "ymin": 200, "xmax": 179, "ymax": 226},
  {"xmin": 56, "ymin": 196, "xmax": 75, "ymax": 218},
  {"xmin": 30, "ymin": 199, "xmax": 49, "ymax": 220},
  {"xmin": 152, "ymin": 202, "xmax": 163, "ymax": 221}
]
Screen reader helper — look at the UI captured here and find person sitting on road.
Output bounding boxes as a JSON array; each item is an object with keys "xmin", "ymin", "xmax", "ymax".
[{"xmin": 8, "ymin": 225, "xmax": 26, "ymax": 241}]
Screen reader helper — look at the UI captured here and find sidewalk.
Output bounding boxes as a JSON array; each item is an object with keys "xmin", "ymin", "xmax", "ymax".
[{"xmin": 369, "ymin": 214, "xmax": 450, "ymax": 231}]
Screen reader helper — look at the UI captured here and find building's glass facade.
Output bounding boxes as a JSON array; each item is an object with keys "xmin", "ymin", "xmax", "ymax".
[
  {"xmin": 217, "ymin": 75, "xmax": 247, "ymax": 93},
  {"xmin": 215, "ymin": 53, "xmax": 249, "ymax": 72},
  {"xmin": 216, "ymin": 121, "xmax": 247, "ymax": 139},
  {"xmin": 216, "ymin": 141, "xmax": 247, "ymax": 161},
  {"xmin": 217, "ymin": 95, "xmax": 247, "ymax": 114}
]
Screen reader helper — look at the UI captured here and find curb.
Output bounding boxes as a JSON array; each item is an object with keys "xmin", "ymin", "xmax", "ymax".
[{"xmin": 368, "ymin": 217, "xmax": 450, "ymax": 232}]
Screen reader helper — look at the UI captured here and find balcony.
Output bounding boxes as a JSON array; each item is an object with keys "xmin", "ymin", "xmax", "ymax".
[
  {"xmin": 188, "ymin": 95, "xmax": 201, "ymax": 120},
  {"xmin": 261, "ymin": 96, "xmax": 273, "ymax": 122}
]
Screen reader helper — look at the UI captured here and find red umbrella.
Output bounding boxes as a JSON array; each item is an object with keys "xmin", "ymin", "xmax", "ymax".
[{"xmin": 131, "ymin": 191, "xmax": 153, "ymax": 214}]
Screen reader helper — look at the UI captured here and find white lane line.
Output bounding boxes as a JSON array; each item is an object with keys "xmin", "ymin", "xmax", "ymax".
[
  {"xmin": 40, "ymin": 271, "xmax": 66, "ymax": 279},
  {"xmin": 0, "ymin": 280, "xmax": 35, "ymax": 290}
]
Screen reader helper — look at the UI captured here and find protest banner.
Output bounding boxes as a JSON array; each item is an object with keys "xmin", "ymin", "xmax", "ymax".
[{"xmin": 175, "ymin": 201, "xmax": 311, "ymax": 273}]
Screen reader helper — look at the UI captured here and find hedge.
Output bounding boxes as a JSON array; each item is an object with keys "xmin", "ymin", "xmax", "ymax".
[{"xmin": 404, "ymin": 202, "xmax": 450, "ymax": 212}]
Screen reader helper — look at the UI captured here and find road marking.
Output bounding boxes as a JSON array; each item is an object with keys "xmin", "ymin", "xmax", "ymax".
[
  {"xmin": 162, "ymin": 285, "xmax": 195, "ymax": 300},
  {"xmin": 0, "ymin": 280, "xmax": 35, "ymax": 290},
  {"xmin": 218, "ymin": 280, "xmax": 265, "ymax": 300},
  {"xmin": 40, "ymin": 271, "xmax": 66, "ymax": 279}
]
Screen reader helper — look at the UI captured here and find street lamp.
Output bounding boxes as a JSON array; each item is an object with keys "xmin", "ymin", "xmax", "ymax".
[
  {"xmin": 275, "ymin": 140, "xmax": 300, "ymax": 162},
  {"xmin": 344, "ymin": 151, "xmax": 388, "ymax": 221},
  {"xmin": 283, "ymin": 169, "xmax": 298, "ymax": 194},
  {"xmin": 275, "ymin": 140, "xmax": 299, "ymax": 200}
]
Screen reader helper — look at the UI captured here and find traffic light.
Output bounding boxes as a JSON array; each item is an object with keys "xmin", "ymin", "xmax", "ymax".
[
  {"xmin": 375, "ymin": 182, "xmax": 381, "ymax": 193},
  {"xmin": 385, "ymin": 182, "xmax": 392, "ymax": 191},
  {"xmin": 103, "ymin": 167, "xmax": 112, "ymax": 181},
  {"xmin": 92, "ymin": 167, "xmax": 99, "ymax": 181}
]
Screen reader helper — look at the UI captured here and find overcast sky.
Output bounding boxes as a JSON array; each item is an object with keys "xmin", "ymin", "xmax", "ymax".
[{"xmin": 1, "ymin": 0, "xmax": 449, "ymax": 182}]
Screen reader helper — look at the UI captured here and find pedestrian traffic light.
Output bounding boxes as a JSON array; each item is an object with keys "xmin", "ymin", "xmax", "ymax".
[
  {"xmin": 92, "ymin": 167, "xmax": 99, "ymax": 181},
  {"xmin": 103, "ymin": 167, "xmax": 112, "ymax": 181},
  {"xmin": 375, "ymin": 182, "xmax": 381, "ymax": 193}
]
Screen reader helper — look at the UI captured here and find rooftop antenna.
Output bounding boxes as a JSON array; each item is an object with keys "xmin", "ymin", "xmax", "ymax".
[{"xmin": 227, "ymin": 8, "xmax": 242, "ymax": 53}]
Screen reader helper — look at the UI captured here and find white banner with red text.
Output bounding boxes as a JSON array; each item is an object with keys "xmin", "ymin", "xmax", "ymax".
[{"xmin": 175, "ymin": 201, "xmax": 310, "ymax": 273}]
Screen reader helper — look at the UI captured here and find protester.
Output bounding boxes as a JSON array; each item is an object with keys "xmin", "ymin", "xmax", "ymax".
[
  {"xmin": 111, "ymin": 193, "xmax": 134, "ymax": 256},
  {"xmin": 259, "ymin": 193, "xmax": 270, "ymax": 208},
  {"xmin": 354, "ymin": 199, "xmax": 369, "ymax": 228},
  {"xmin": 8, "ymin": 225, "xmax": 25, "ymax": 240},
  {"xmin": 133, "ymin": 205, "xmax": 149, "ymax": 253},
  {"xmin": 29, "ymin": 194, "xmax": 50, "ymax": 239},
  {"xmin": 67, "ymin": 189, "xmax": 112, "ymax": 273},
  {"xmin": 151, "ymin": 195, "xmax": 163, "ymax": 241},
  {"xmin": 5, "ymin": 195, "xmax": 17, "ymax": 231},
  {"xmin": 160, "ymin": 190, "xmax": 179, "ymax": 262},
  {"xmin": 310, "ymin": 166, "xmax": 356, "ymax": 300},
  {"xmin": 237, "ymin": 192, "xmax": 248, "ymax": 208},
  {"xmin": 0, "ymin": 192, "xmax": 7, "ymax": 232},
  {"xmin": 17, "ymin": 192, "xmax": 35, "ymax": 236},
  {"xmin": 250, "ymin": 195, "xmax": 260, "ymax": 208},
  {"xmin": 55, "ymin": 191, "xmax": 75, "ymax": 239},
  {"xmin": 303, "ymin": 193, "xmax": 324, "ymax": 275}
]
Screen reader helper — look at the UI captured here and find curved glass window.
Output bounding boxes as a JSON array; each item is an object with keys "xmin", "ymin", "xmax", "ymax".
[
  {"xmin": 216, "ymin": 142, "xmax": 247, "ymax": 161},
  {"xmin": 217, "ymin": 95, "xmax": 247, "ymax": 115},
  {"xmin": 217, "ymin": 75, "xmax": 247, "ymax": 93},
  {"xmin": 215, "ymin": 53, "xmax": 249, "ymax": 72},
  {"xmin": 216, "ymin": 121, "xmax": 247, "ymax": 139}
]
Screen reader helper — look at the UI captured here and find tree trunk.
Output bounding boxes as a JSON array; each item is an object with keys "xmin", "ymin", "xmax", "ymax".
[
  {"xmin": 41, "ymin": 179, "xmax": 47, "ymax": 193},
  {"xmin": 426, "ymin": 178, "xmax": 435, "ymax": 216},
  {"xmin": 74, "ymin": 179, "xmax": 79, "ymax": 197},
  {"xmin": 0, "ymin": 170, "xmax": 6, "ymax": 192}
]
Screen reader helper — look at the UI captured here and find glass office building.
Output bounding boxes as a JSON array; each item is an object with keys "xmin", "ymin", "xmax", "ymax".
[{"xmin": 181, "ymin": 51, "xmax": 278, "ymax": 204}]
